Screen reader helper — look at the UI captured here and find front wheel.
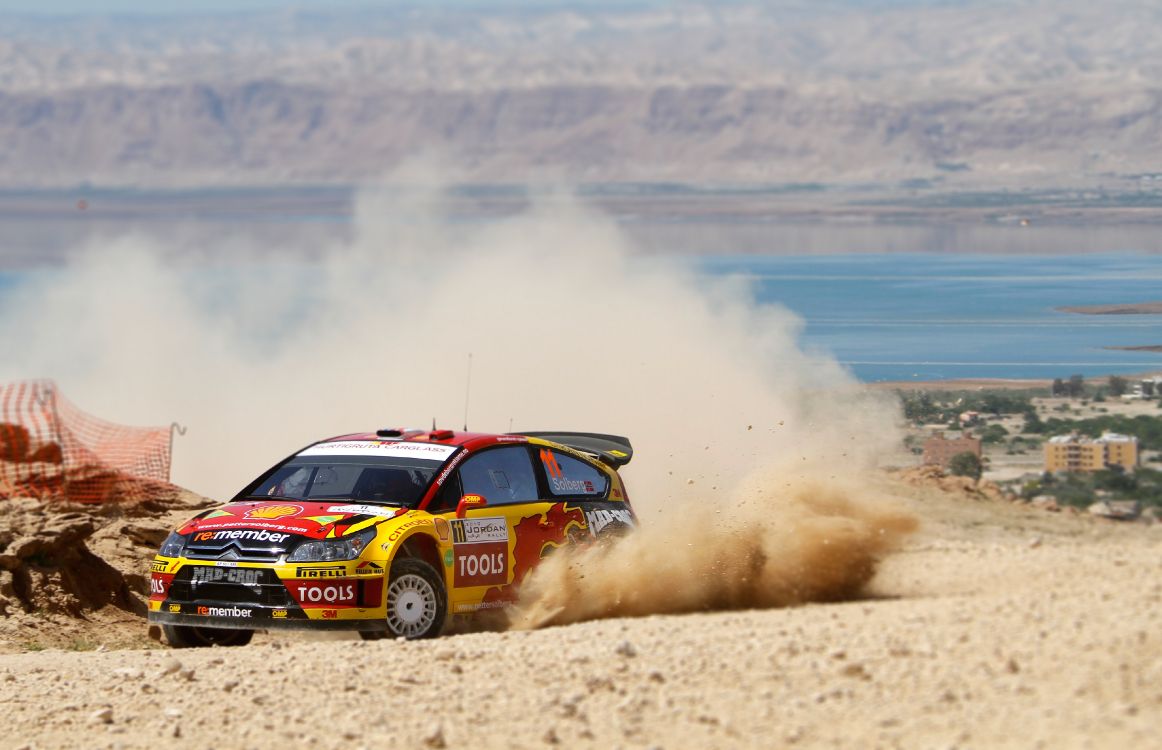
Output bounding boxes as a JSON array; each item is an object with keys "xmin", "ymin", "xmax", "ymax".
[
  {"xmin": 162, "ymin": 624, "xmax": 253, "ymax": 648},
  {"xmin": 383, "ymin": 558, "xmax": 446, "ymax": 639}
]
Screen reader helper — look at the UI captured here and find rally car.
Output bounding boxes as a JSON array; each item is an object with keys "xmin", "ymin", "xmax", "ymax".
[{"xmin": 147, "ymin": 428, "xmax": 635, "ymax": 647}]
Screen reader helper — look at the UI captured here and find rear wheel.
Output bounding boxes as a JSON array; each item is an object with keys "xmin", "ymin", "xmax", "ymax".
[
  {"xmin": 162, "ymin": 624, "xmax": 253, "ymax": 648},
  {"xmin": 383, "ymin": 558, "xmax": 446, "ymax": 639}
]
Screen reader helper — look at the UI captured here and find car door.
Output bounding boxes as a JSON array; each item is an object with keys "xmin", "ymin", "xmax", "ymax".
[{"xmin": 441, "ymin": 445, "xmax": 551, "ymax": 612}]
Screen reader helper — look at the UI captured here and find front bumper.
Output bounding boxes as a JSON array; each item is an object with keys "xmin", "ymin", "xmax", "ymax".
[{"xmin": 148, "ymin": 607, "xmax": 387, "ymax": 632}]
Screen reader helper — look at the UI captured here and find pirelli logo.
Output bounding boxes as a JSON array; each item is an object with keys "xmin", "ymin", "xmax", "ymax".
[{"xmin": 294, "ymin": 566, "xmax": 346, "ymax": 578}]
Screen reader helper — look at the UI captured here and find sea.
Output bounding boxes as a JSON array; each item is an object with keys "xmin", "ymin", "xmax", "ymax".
[{"xmin": 696, "ymin": 253, "xmax": 1162, "ymax": 383}]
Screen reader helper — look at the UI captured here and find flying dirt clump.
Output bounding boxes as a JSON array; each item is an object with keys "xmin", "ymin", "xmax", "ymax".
[{"xmin": 510, "ymin": 466, "xmax": 917, "ymax": 629}]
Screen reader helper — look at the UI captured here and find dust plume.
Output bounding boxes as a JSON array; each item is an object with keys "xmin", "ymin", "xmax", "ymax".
[
  {"xmin": 0, "ymin": 175, "xmax": 914, "ymax": 618},
  {"xmin": 512, "ymin": 466, "xmax": 916, "ymax": 629}
]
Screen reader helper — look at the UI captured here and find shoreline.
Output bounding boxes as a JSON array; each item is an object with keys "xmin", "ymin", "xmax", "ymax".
[
  {"xmin": 1058, "ymin": 302, "xmax": 1162, "ymax": 315},
  {"xmin": 869, "ymin": 370, "xmax": 1162, "ymax": 391}
]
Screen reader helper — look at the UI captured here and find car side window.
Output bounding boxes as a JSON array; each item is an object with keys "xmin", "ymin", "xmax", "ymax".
[
  {"xmin": 538, "ymin": 448, "xmax": 610, "ymax": 498},
  {"xmin": 457, "ymin": 446, "xmax": 539, "ymax": 506}
]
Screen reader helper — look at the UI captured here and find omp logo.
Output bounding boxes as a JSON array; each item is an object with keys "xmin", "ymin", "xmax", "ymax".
[
  {"xmin": 191, "ymin": 529, "xmax": 291, "ymax": 544},
  {"xmin": 245, "ymin": 504, "xmax": 302, "ymax": 520},
  {"xmin": 294, "ymin": 566, "xmax": 346, "ymax": 578},
  {"xmin": 540, "ymin": 449, "xmax": 563, "ymax": 479},
  {"xmin": 168, "ymin": 604, "xmax": 181, "ymax": 613},
  {"xmin": 272, "ymin": 609, "xmax": 288, "ymax": 619},
  {"xmin": 450, "ymin": 517, "xmax": 508, "ymax": 545},
  {"xmin": 196, "ymin": 606, "xmax": 253, "ymax": 618}
]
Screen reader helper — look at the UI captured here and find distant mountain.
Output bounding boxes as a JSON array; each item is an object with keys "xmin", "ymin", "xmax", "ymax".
[{"xmin": 0, "ymin": 1, "xmax": 1159, "ymax": 188}]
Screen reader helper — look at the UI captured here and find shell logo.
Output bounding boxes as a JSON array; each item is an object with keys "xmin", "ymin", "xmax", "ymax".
[{"xmin": 245, "ymin": 504, "xmax": 303, "ymax": 520}]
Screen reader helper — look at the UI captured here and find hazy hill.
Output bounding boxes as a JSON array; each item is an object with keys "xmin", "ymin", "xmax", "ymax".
[{"xmin": 0, "ymin": 1, "xmax": 1159, "ymax": 188}]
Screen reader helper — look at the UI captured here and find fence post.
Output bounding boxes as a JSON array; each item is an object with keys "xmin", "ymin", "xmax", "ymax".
[
  {"xmin": 34, "ymin": 380, "xmax": 66, "ymax": 501},
  {"xmin": 168, "ymin": 423, "xmax": 187, "ymax": 483}
]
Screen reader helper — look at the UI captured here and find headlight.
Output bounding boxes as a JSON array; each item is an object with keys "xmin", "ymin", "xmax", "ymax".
[
  {"xmin": 287, "ymin": 528, "xmax": 376, "ymax": 563},
  {"xmin": 159, "ymin": 531, "xmax": 186, "ymax": 557}
]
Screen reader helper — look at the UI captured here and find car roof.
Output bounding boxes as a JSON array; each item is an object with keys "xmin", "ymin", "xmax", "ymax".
[{"xmin": 320, "ymin": 429, "xmax": 518, "ymax": 451}]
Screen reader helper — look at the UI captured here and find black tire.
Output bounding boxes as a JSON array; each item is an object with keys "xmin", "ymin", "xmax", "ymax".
[
  {"xmin": 162, "ymin": 624, "xmax": 253, "ymax": 649},
  {"xmin": 383, "ymin": 558, "xmax": 447, "ymax": 640}
]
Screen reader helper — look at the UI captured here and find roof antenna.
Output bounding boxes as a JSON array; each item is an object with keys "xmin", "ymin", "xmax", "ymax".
[
  {"xmin": 462, "ymin": 352, "xmax": 473, "ymax": 431},
  {"xmin": 431, "ymin": 417, "xmax": 436, "ymax": 430}
]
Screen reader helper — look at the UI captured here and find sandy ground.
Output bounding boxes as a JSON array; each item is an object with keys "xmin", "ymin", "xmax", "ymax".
[{"xmin": 2, "ymin": 476, "xmax": 1159, "ymax": 750}]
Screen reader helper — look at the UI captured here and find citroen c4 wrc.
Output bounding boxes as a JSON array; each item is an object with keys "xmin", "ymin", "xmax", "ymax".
[{"xmin": 147, "ymin": 429, "xmax": 635, "ymax": 647}]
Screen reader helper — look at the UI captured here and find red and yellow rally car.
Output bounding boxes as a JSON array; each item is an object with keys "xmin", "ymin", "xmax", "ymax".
[{"xmin": 147, "ymin": 429, "xmax": 635, "ymax": 647}]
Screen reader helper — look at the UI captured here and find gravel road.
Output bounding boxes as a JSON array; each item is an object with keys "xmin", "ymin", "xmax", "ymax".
[{"xmin": 3, "ymin": 482, "xmax": 1159, "ymax": 750}]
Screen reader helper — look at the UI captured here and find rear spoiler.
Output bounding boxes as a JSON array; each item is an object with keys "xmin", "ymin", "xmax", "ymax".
[{"xmin": 514, "ymin": 431, "xmax": 633, "ymax": 469}]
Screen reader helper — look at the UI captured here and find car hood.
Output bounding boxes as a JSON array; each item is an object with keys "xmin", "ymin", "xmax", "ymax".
[{"xmin": 176, "ymin": 499, "xmax": 407, "ymax": 541}]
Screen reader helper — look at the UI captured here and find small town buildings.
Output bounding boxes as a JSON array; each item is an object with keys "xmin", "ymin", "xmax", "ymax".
[
  {"xmin": 1044, "ymin": 432, "xmax": 1139, "ymax": 473},
  {"xmin": 922, "ymin": 431, "xmax": 982, "ymax": 469}
]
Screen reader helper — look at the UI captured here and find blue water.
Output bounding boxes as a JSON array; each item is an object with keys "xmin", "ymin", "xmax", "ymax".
[{"xmin": 698, "ymin": 253, "xmax": 1162, "ymax": 382}]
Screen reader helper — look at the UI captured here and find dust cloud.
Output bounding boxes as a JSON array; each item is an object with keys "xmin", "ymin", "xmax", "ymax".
[
  {"xmin": 512, "ymin": 467, "xmax": 917, "ymax": 629},
  {"xmin": 0, "ymin": 178, "xmax": 913, "ymax": 616}
]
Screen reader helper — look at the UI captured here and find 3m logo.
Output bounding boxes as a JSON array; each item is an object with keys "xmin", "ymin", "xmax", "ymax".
[
  {"xmin": 321, "ymin": 609, "xmax": 338, "ymax": 619},
  {"xmin": 540, "ymin": 449, "xmax": 563, "ymax": 479}
]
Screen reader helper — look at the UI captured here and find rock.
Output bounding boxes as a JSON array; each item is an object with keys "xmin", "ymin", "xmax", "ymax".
[
  {"xmin": 614, "ymin": 640, "xmax": 637, "ymax": 658},
  {"xmin": 89, "ymin": 707, "xmax": 113, "ymax": 725},
  {"xmin": 422, "ymin": 725, "xmax": 447, "ymax": 749}
]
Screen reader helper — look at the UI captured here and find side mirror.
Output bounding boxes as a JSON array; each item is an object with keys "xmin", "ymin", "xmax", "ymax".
[{"xmin": 456, "ymin": 494, "xmax": 487, "ymax": 519}]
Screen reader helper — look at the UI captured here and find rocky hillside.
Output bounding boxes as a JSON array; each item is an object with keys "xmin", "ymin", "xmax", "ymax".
[{"xmin": 0, "ymin": 1, "xmax": 1160, "ymax": 187}]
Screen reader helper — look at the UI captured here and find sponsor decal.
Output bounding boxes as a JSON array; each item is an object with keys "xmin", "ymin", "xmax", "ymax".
[
  {"xmin": 433, "ymin": 517, "xmax": 450, "ymax": 542},
  {"xmin": 585, "ymin": 508, "xmax": 635, "ymax": 535},
  {"xmin": 168, "ymin": 604, "xmax": 182, "ymax": 613},
  {"xmin": 550, "ymin": 476, "xmax": 595, "ymax": 494},
  {"xmin": 481, "ymin": 503, "xmax": 585, "ymax": 605},
  {"xmin": 443, "ymin": 549, "xmax": 453, "ymax": 567},
  {"xmin": 192, "ymin": 529, "xmax": 291, "ymax": 544},
  {"xmin": 298, "ymin": 441, "xmax": 457, "ymax": 460},
  {"xmin": 354, "ymin": 561, "xmax": 383, "ymax": 576},
  {"xmin": 434, "ymin": 448, "xmax": 469, "ymax": 486},
  {"xmin": 321, "ymin": 609, "xmax": 338, "ymax": 619},
  {"xmin": 149, "ymin": 573, "xmax": 174, "ymax": 599},
  {"xmin": 540, "ymin": 449, "xmax": 563, "ymax": 478},
  {"xmin": 197, "ymin": 605, "xmax": 254, "ymax": 618},
  {"xmin": 272, "ymin": 609, "xmax": 288, "ymax": 619},
  {"xmin": 453, "ymin": 600, "xmax": 510, "ymax": 613},
  {"xmin": 386, "ymin": 518, "xmax": 428, "ymax": 543},
  {"xmin": 494, "ymin": 435, "xmax": 527, "ymax": 443},
  {"xmin": 326, "ymin": 504, "xmax": 401, "ymax": 518},
  {"xmin": 289, "ymin": 580, "xmax": 358, "ymax": 608},
  {"xmin": 450, "ymin": 517, "xmax": 508, "ymax": 545},
  {"xmin": 190, "ymin": 567, "xmax": 262, "ymax": 586},
  {"xmin": 203, "ymin": 509, "xmax": 235, "ymax": 519},
  {"xmin": 150, "ymin": 560, "xmax": 169, "ymax": 573},
  {"xmin": 245, "ymin": 504, "xmax": 303, "ymax": 520},
  {"xmin": 325, "ymin": 506, "xmax": 402, "ymax": 518},
  {"xmin": 454, "ymin": 542, "xmax": 508, "ymax": 587},
  {"xmin": 294, "ymin": 565, "xmax": 347, "ymax": 578}
]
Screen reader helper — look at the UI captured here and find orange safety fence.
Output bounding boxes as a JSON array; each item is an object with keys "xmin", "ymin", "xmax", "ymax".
[{"xmin": 0, "ymin": 379, "xmax": 177, "ymax": 503}]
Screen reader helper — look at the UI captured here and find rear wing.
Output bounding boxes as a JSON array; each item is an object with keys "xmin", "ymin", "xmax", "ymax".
[{"xmin": 514, "ymin": 431, "xmax": 633, "ymax": 469}]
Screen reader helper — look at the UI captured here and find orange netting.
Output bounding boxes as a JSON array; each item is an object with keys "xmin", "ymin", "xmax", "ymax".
[{"xmin": 0, "ymin": 379, "xmax": 174, "ymax": 503}]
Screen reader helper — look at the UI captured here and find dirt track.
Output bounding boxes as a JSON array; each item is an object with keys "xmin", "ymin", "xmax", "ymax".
[{"xmin": 2, "ymin": 479, "xmax": 1160, "ymax": 750}]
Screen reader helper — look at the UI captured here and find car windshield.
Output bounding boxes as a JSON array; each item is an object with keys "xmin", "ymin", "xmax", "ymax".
[{"xmin": 249, "ymin": 456, "xmax": 440, "ymax": 507}]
